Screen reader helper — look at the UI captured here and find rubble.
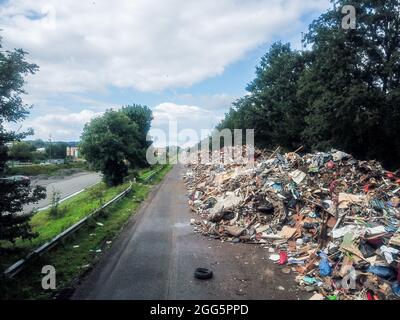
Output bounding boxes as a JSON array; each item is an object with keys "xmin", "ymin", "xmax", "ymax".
[{"xmin": 184, "ymin": 146, "xmax": 400, "ymax": 300}]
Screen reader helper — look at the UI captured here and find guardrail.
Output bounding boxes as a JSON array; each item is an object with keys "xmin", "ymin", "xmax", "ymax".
[
  {"xmin": 141, "ymin": 168, "xmax": 159, "ymax": 182},
  {"xmin": 3, "ymin": 181, "xmax": 133, "ymax": 278},
  {"xmin": 3, "ymin": 165, "xmax": 167, "ymax": 278}
]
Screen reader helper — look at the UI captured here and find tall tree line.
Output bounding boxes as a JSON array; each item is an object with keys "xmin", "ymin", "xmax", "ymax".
[{"xmin": 217, "ymin": 0, "xmax": 400, "ymax": 169}]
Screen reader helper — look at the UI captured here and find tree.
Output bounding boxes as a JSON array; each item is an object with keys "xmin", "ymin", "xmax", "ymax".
[
  {"xmin": 8, "ymin": 141, "xmax": 35, "ymax": 161},
  {"xmin": 79, "ymin": 109, "xmax": 143, "ymax": 186},
  {"xmin": 122, "ymin": 104, "xmax": 153, "ymax": 142},
  {"xmin": 46, "ymin": 141, "xmax": 67, "ymax": 159},
  {"xmin": 121, "ymin": 104, "xmax": 153, "ymax": 167},
  {"xmin": 300, "ymin": 0, "xmax": 400, "ymax": 167},
  {"xmin": 217, "ymin": 42, "xmax": 307, "ymax": 151},
  {"xmin": 0, "ymin": 36, "xmax": 46, "ymax": 243},
  {"xmin": 246, "ymin": 42, "xmax": 307, "ymax": 150},
  {"xmin": 29, "ymin": 139, "xmax": 46, "ymax": 149},
  {"xmin": 0, "ymin": 177, "xmax": 46, "ymax": 242},
  {"xmin": 217, "ymin": 1, "xmax": 400, "ymax": 168}
]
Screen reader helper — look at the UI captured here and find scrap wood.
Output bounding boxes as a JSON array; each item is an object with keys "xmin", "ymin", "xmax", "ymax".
[
  {"xmin": 185, "ymin": 146, "xmax": 400, "ymax": 300},
  {"xmin": 268, "ymin": 146, "xmax": 281, "ymax": 160}
]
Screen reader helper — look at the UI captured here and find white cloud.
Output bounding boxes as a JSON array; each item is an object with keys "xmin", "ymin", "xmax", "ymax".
[
  {"xmin": 150, "ymin": 102, "xmax": 222, "ymax": 147},
  {"xmin": 0, "ymin": 0, "xmax": 329, "ymax": 96},
  {"xmin": 23, "ymin": 109, "xmax": 103, "ymax": 141},
  {"xmin": 0, "ymin": 0, "xmax": 331, "ymax": 144},
  {"xmin": 15, "ymin": 102, "xmax": 220, "ymax": 144}
]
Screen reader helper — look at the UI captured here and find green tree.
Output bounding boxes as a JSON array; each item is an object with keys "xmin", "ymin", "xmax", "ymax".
[
  {"xmin": 217, "ymin": 1, "xmax": 400, "ymax": 168},
  {"xmin": 9, "ymin": 141, "xmax": 35, "ymax": 161},
  {"xmin": 29, "ymin": 139, "xmax": 46, "ymax": 149},
  {"xmin": 218, "ymin": 42, "xmax": 307, "ymax": 151},
  {"xmin": 217, "ymin": 97, "xmax": 257, "ymax": 144},
  {"xmin": 79, "ymin": 110, "xmax": 143, "ymax": 186},
  {"xmin": 46, "ymin": 141, "xmax": 68, "ymax": 159},
  {"xmin": 0, "ymin": 36, "xmax": 46, "ymax": 243},
  {"xmin": 300, "ymin": 0, "xmax": 400, "ymax": 167},
  {"xmin": 121, "ymin": 104, "xmax": 153, "ymax": 167},
  {"xmin": 247, "ymin": 42, "xmax": 307, "ymax": 150}
]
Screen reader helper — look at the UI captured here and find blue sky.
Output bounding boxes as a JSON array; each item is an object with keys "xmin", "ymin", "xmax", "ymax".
[{"xmin": 0, "ymin": 0, "xmax": 330, "ymax": 146}]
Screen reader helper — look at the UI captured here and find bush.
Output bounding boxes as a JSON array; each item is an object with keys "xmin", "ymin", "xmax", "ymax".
[{"xmin": 49, "ymin": 190, "xmax": 65, "ymax": 218}]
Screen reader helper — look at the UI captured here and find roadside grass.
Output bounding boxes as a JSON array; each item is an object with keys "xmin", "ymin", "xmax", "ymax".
[
  {"xmin": 137, "ymin": 166, "xmax": 160, "ymax": 181},
  {"xmin": 139, "ymin": 168, "xmax": 157, "ymax": 181},
  {"xmin": 0, "ymin": 164, "xmax": 172, "ymax": 300},
  {"xmin": 6, "ymin": 162, "xmax": 88, "ymax": 176},
  {"xmin": 0, "ymin": 181, "xmax": 130, "ymax": 270},
  {"xmin": 148, "ymin": 163, "xmax": 173, "ymax": 184}
]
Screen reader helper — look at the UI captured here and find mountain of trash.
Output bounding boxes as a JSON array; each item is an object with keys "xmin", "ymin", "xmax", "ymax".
[{"xmin": 184, "ymin": 146, "xmax": 400, "ymax": 300}]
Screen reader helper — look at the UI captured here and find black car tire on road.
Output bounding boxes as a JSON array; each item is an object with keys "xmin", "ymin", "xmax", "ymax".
[{"xmin": 194, "ymin": 268, "xmax": 213, "ymax": 280}]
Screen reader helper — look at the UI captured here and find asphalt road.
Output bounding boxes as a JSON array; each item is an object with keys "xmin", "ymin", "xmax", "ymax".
[
  {"xmin": 23, "ymin": 171, "xmax": 102, "ymax": 214},
  {"xmin": 73, "ymin": 164, "xmax": 309, "ymax": 300}
]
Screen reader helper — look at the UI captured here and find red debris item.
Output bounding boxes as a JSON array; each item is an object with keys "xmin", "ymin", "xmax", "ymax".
[
  {"xmin": 363, "ymin": 184, "xmax": 370, "ymax": 193},
  {"xmin": 329, "ymin": 180, "xmax": 338, "ymax": 194},
  {"xmin": 396, "ymin": 179, "xmax": 400, "ymax": 185},
  {"xmin": 326, "ymin": 160, "xmax": 335, "ymax": 169},
  {"xmin": 387, "ymin": 172, "xmax": 395, "ymax": 179},
  {"xmin": 278, "ymin": 251, "xmax": 288, "ymax": 265},
  {"xmin": 367, "ymin": 291, "xmax": 378, "ymax": 300}
]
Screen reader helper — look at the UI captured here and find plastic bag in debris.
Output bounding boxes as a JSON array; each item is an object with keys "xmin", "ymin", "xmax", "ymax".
[
  {"xmin": 379, "ymin": 245, "xmax": 399, "ymax": 264},
  {"xmin": 367, "ymin": 266, "xmax": 396, "ymax": 280},
  {"xmin": 332, "ymin": 150, "xmax": 351, "ymax": 161},
  {"xmin": 319, "ymin": 252, "xmax": 332, "ymax": 277},
  {"xmin": 392, "ymin": 283, "xmax": 400, "ymax": 297},
  {"xmin": 303, "ymin": 276, "xmax": 318, "ymax": 284},
  {"xmin": 278, "ymin": 251, "xmax": 288, "ymax": 265}
]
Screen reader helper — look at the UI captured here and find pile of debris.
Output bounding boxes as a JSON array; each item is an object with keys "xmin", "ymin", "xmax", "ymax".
[{"xmin": 184, "ymin": 146, "xmax": 400, "ymax": 300}]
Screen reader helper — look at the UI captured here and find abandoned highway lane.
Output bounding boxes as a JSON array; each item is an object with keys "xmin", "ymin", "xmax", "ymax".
[{"xmin": 72, "ymin": 164, "xmax": 309, "ymax": 300}]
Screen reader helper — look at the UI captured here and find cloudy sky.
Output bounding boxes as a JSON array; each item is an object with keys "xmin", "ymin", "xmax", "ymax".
[{"xmin": 0, "ymin": 0, "xmax": 330, "ymax": 146}]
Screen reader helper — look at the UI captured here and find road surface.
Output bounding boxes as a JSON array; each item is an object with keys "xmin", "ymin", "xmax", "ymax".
[
  {"xmin": 73, "ymin": 164, "xmax": 309, "ymax": 300},
  {"xmin": 23, "ymin": 171, "xmax": 102, "ymax": 214}
]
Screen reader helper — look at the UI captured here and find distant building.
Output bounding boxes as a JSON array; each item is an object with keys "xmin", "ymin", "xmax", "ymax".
[
  {"xmin": 66, "ymin": 146, "xmax": 79, "ymax": 159},
  {"xmin": 36, "ymin": 147, "xmax": 46, "ymax": 153}
]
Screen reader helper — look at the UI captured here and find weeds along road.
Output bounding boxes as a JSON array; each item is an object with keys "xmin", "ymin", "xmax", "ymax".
[
  {"xmin": 73, "ymin": 164, "xmax": 310, "ymax": 300},
  {"xmin": 23, "ymin": 171, "xmax": 102, "ymax": 214}
]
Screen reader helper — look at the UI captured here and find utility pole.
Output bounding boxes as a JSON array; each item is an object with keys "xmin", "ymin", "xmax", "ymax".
[{"xmin": 49, "ymin": 134, "xmax": 52, "ymax": 163}]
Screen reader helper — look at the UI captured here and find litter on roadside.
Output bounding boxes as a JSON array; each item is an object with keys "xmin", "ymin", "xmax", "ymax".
[{"xmin": 184, "ymin": 146, "xmax": 400, "ymax": 300}]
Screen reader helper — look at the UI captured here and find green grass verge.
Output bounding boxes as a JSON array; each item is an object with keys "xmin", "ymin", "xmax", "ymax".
[
  {"xmin": 142, "ymin": 163, "xmax": 173, "ymax": 184},
  {"xmin": 0, "ymin": 181, "xmax": 130, "ymax": 270},
  {"xmin": 6, "ymin": 162, "xmax": 89, "ymax": 176},
  {"xmin": 0, "ymin": 164, "xmax": 172, "ymax": 300}
]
